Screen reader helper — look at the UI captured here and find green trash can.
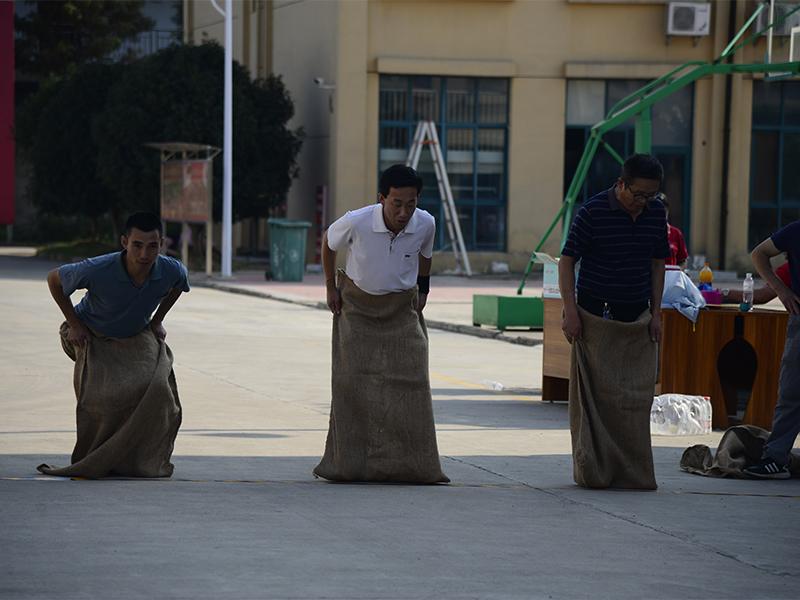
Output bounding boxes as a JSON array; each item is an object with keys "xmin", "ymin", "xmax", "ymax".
[{"xmin": 267, "ymin": 218, "xmax": 312, "ymax": 281}]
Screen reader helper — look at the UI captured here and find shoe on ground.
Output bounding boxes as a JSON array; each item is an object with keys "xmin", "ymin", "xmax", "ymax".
[{"xmin": 744, "ymin": 458, "xmax": 790, "ymax": 480}]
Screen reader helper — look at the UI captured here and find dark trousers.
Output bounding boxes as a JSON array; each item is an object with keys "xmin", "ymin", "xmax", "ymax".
[
  {"xmin": 577, "ymin": 290, "xmax": 650, "ymax": 323},
  {"xmin": 764, "ymin": 316, "xmax": 800, "ymax": 465}
]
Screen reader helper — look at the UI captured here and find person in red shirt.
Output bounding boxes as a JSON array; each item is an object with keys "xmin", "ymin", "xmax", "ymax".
[{"xmin": 660, "ymin": 194, "xmax": 689, "ymax": 268}]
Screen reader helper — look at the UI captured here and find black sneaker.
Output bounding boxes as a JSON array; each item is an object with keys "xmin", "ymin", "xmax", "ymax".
[{"xmin": 744, "ymin": 458, "xmax": 790, "ymax": 480}]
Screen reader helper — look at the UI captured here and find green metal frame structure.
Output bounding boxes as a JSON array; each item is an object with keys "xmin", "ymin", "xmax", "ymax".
[{"xmin": 517, "ymin": 3, "xmax": 800, "ymax": 295}]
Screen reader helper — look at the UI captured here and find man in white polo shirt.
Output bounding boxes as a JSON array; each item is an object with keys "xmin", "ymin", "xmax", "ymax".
[{"xmin": 313, "ymin": 164, "xmax": 449, "ymax": 484}]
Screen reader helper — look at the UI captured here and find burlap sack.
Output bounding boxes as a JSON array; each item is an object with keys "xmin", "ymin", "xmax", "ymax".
[
  {"xmin": 570, "ymin": 307, "xmax": 658, "ymax": 490},
  {"xmin": 37, "ymin": 322, "xmax": 182, "ymax": 478},
  {"xmin": 680, "ymin": 425, "xmax": 800, "ymax": 478},
  {"xmin": 314, "ymin": 273, "xmax": 449, "ymax": 484}
]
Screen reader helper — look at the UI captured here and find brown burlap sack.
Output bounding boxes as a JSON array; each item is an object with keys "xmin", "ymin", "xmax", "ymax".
[
  {"xmin": 680, "ymin": 425, "xmax": 800, "ymax": 478},
  {"xmin": 37, "ymin": 322, "xmax": 182, "ymax": 478},
  {"xmin": 313, "ymin": 273, "xmax": 449, "ymax": 484},
  {"xmin": 570, "ymin": 307, "xmax": 658, "ymax": 490}
]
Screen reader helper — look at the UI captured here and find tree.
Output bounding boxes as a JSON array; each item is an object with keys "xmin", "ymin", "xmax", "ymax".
[
  {"xmin": 17, "ymin": 63, "xmax": 124, "ymax": 236},
  {"xmin": 93, "ymin": 42, "xmax": 302, "ymax": 224},
  {"xmin": 18, "ymin": 42, "xmax": 302, "ymax": 234},
  {"xmin": 15, "ymin": 0, "xmax": 154, "ymax": 79}
]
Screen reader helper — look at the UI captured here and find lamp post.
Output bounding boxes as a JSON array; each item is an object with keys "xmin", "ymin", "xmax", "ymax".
[{"xmin": 210, "ymin": 0, "xmax": 233, "ymax": 277}]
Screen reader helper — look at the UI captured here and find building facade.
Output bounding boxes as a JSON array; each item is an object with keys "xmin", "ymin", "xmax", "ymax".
[{"xmin": 185, "ymin": 0, "xmax": 799, "ymax": 272}]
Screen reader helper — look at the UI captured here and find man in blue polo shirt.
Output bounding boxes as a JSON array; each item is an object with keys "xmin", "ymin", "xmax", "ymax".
[
  {"xmin": 39, "ymin": 212, "xmax": 189, "ymax": 479},
  {"xmin": 745, "ymin": 220, "xmax": 800, "ymax": 479},
  {"xmin": 559, "ymin": 154, "xmax": 668, "ymax": 490}
]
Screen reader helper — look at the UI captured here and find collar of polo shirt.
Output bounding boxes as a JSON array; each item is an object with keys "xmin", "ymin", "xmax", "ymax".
[
  {"xmin": 116, "ymin": 250, "xmax": 163, "ymax": 283},
  {"xmin": 607, "ymin": 188, "xmax": 620, "ymax": 210},
  {"xmin": 608, "ymin": 187, "xmax": 655, "ymax": 214},
  {"xmin": 607, "ymin": 187, "xmax": 625, "ymax": 211},
  {"xmin": 371, "ymin": 203, "xmax": 419, "ymax": 235}
]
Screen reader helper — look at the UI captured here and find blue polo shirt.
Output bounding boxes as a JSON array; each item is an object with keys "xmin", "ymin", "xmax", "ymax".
[
  {"xmin": 59, "ymin": 252, "xmax": 190, "ymax": 338},
  {"xmin": 771, "ymin": 220, "xmax": 800, "ymax": 294},
  {"xmin": 562, "ymin": 188, "xmax": 669, "ymax": 304}
]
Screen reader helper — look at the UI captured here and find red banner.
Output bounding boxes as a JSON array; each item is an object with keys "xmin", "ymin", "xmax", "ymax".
[{"xmin": 0, "ymin": 2, "xmax": 14, "ymax": 225}]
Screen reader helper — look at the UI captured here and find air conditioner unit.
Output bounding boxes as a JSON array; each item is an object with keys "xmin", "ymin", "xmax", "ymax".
[
  {"xmin": 757, "ymin": 2, "xmax": 800, "ymax": 36},
  {"xmin": 667, "ymin": 2, "xmax": 711, "ymax": 36}
]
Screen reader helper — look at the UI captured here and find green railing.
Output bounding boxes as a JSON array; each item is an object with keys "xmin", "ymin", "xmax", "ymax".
[{"xmin": 517, "ymin": 3, "xmax": 800, "ymax": 295}]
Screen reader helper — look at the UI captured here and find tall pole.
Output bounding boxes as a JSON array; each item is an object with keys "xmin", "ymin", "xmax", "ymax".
[{"xmin": 221, "ymin": 0, "xmax": 233, "ymax": 277}]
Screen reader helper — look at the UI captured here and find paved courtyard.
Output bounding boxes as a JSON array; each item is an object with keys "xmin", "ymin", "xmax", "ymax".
[{"xmin": 1, "ymin": 254, "xmax": 798, "ymax": 599}]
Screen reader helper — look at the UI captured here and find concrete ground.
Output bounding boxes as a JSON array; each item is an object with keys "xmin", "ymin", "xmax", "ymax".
[
  {"xmin": 193, "ymin": 270, "xmax": 546, "ymax": 345},
  {"xmin": 1, "ymin": 253, "xmax": 798, "ymax": 600}
]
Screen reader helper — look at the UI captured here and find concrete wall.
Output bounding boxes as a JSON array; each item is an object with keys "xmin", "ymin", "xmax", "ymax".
[
  {"xmin": 272, "ymin": 0, "xmax": 340, "ymax": 261},
  {"xmin": 272, "ymin": 0, "xmax": 336, "ymax": 222},
  {"xmin": 185, "ymin": 0, "xmax": 245, "ymax": 63}
]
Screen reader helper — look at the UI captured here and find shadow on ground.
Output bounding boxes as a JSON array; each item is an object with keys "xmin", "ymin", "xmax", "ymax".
[
  {"xmin": 433, "ymin": 399, "xmax": 567, "ymax": 430},
  {"xmin": 1, "ymin": 452, "xmax": 798, "ymax": 599},
  {"xmin": 0, "ymin": 255, "xmax": 60, "ymax": 281}
]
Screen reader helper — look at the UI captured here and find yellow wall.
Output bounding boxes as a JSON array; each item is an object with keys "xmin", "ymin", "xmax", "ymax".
[
  {"xmin": 507, "ymin": 77, "xmax": 565, "ymax": 259},
  {"xmin": 271, "ymin": 0, "xmax": 337, "ymax": 225},
  {"xmin": 367, "ymin": 1, "xmax": 717, "ymax": 77},
  {"xmin": 330, "ymin": 1, "xmax": 370, "ymax": 221}
]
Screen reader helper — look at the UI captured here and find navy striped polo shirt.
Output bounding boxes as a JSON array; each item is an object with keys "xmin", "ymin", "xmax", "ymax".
[{"xmin": 562, "ymin": 187, "xmax": 669, "ymax": 304}]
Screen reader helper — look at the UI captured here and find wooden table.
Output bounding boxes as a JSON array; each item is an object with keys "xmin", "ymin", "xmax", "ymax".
[{"xmin": 542, "ymin": 297, "xmax": 789, "ymax": 429}]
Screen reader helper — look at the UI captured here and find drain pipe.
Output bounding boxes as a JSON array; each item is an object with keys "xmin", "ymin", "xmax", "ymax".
[{"xmin": 718, "ymin": 1, "xmax": 737, "ymax": 270}]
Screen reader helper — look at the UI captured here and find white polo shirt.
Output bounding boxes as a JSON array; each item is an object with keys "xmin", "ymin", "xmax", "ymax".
[{"xmin": 326, "ymin": 204, "xmax": 436, "ymax": 295}]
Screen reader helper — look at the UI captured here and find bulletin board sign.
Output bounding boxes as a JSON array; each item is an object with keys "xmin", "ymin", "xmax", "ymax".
[{"xmin": 160, "ymin": 160, "xmax": 211, "ymax": 223}]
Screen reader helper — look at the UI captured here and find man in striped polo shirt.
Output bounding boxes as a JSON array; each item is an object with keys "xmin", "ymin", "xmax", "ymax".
[
  {"xmin": 559, "ymin": 154, "xmax": 668, "ymax": 489},
  {"xmin": 561, "ymin": 154, "xmax": 668, "ymax": 334}
]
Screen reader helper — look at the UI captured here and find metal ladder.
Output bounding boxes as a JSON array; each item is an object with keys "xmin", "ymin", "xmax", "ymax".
[{"xmin": 406, "ymin": 121, "xmax": 472, "ymax": 276}]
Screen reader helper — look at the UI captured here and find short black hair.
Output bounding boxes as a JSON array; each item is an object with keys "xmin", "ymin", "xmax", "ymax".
[
  {"xmin": 125, "ymin": 212, "xmax": 163, "ymax": 236},
  {"xmin": 379, "ymin": 164, "xmax": 423, "ymax": 197},
  {"xmin": 621, "ymin": 154, "xmax": 664, "ymax": 183}
]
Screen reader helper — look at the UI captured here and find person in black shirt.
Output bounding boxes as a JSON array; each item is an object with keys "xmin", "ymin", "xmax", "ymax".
[
  {"xmin": 560, "ymin": 154, "xmax": 669, "ymax": 338},
  {"xmin": 744, "ymin": 220, "xmax": 800, "ymax": 480},
  {"xmin": 558, "ymin": 154, "xmax": 668, "ymax": 490}
]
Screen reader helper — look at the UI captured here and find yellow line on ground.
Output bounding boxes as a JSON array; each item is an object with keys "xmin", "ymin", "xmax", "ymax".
[
  {"xmin": 430, "ymin": 371, "xmax": 487, "ymax": 390},
  {"xmin": 430, "ymin": 371, "xmax": 534, "ymax": 401}
]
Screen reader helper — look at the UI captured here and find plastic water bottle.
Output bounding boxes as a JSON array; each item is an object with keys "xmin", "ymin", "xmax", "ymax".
[
  {"xmin": 741, "ymin": 273, "xmax": 754, "ymax": 312},
  {"xmin": 698, "ymin": 263, "xmax": 714, "ymax": 291},
  {"xmin": 701, "ymin": 396, "xmax": 712, "ymax": 433}
]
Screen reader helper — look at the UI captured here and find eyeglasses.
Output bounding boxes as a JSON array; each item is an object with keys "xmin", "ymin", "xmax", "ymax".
[{"xmin": 625, "ymin": 183, "xmax": 661, "ymax": 202}]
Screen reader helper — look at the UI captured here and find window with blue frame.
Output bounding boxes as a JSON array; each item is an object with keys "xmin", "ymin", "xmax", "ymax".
[
  {"xmin": 749, "ymin": 81, "xmax": 800, "ymax": 247},
  {"xmin": 564, "ymin": 80, "xmax": 694, "ymax": 242},
  {"xmin": 379, "ymin": 75, "xmax": 509, "ymax": 251}
]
